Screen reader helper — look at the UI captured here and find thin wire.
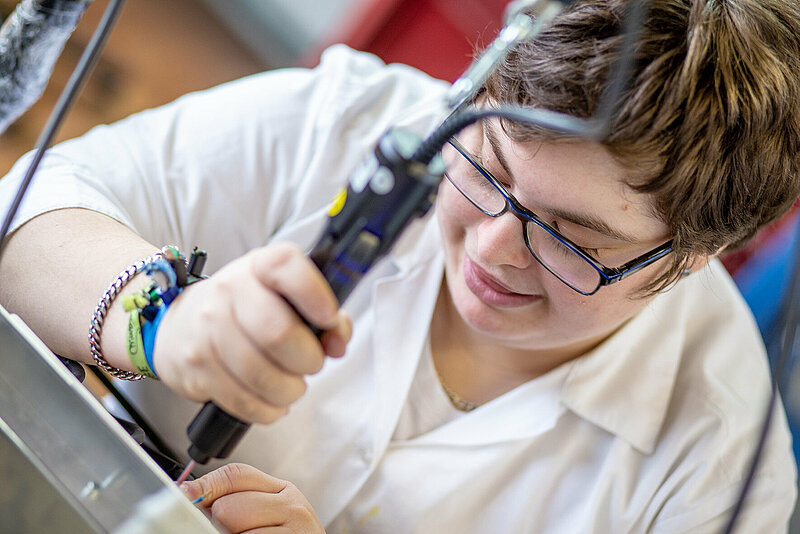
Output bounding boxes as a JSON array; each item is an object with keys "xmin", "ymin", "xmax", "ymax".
[
  {"xmin": 590, "ymin": 0, "xmax": 646, "ymax": 138},
  {"xmin": 413, "ymin": 105, "xmax": 593, "ymax": 165},
  {"xmin": 89, "ymin": 365, "xmax": 179, "ymax": 461},
  {"xmin": 721, "ymin": 215, "xmax": 800, "ymax": 533},
  {"xmin": 0, "ymin": 0, "xmax": 126, "ymax": 263},
  {"xmin": 415, "ymin": 0, "xmax": 648, "ymax": 165},
  {"xmin": 176, "ymin": 459, "xmax": 196, "ymax": 485}
]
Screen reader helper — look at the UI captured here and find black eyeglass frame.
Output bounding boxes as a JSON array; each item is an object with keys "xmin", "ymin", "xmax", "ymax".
[{"xmin": 446, "ymin": 137, "xmax": 674, "ymax": 296}]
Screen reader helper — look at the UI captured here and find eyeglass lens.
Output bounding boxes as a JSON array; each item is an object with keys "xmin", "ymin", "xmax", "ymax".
[{"xmin": 444, "ymin": 123, "xmax": 602, "ymax": 294}]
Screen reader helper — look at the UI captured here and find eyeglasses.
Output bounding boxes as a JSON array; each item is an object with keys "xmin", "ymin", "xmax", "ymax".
[{"xmin": 445, "ymin": 136, "xmax": 673, "ymax": 295}]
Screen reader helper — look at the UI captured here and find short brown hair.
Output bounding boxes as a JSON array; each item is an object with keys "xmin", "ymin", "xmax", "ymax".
[{"xmin": 483, "ymin": 0, "xmax": 800, "ymax": 292}]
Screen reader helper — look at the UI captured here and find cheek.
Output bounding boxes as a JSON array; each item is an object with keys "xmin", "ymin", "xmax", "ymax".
[
  {"xmin": 544, "ymin": 276, "xmax": 654, "ymax": 334},
  {"xmin": 435, "ymin": 181, "xmax": 481, "ymax": 245}
]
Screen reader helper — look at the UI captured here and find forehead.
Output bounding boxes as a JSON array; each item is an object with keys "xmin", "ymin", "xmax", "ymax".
[{"xmin": 484, "ymin": 120, "xmax": 669, "ymax": 242}]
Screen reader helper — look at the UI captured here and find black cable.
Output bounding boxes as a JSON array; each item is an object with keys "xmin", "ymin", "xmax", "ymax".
[
  {"xmin": 0, "ymin": 0, "xmax": 183, "ymax": 472},
  {"xmin": 590, "ymin": 0, "xmax": 646, "ymax": 138},
  {"xmin": 413, "ymin": 0, "xmax": 647, "ymax": 166},
  {"xmin": 89, "ymin": 365, "xmax": 179, "ymax": 461},
  {"xmin": 721, "ymin": 214, "xmax": 800, "ymax": 533},
  {"xmin": 0, "ymin": 0, "xmax": 183, "ymax": 467},
  {"xmin": 0, "ymin": 0, "xmax": 125, "ymax": 263},
  {"xmin": 413, "ymin": 105, "xmax": 597, "ymax": 165}
]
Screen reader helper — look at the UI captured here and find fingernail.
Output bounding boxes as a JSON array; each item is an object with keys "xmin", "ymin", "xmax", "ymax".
[
  {"xmin": 178, "ymin": 481, "xmax": 194, "ymax": 497},
  {"xmin": 342, "ymin": 313, "xmax": 353, "ymax": 342}
]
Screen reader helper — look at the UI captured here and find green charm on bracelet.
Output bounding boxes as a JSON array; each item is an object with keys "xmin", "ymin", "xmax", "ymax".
[{"xmin": 126, "ymin": 310, "xmax": 157, "ymax": 379}]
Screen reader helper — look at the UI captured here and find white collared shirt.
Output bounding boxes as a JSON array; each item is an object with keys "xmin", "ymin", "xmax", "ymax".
[{"xmin": 0, "ymin": 45, "xmax": 795, "ymax": 532}]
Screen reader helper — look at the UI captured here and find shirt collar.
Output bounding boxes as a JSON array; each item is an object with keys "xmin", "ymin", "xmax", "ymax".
[
  {"xmin": 387, "ymin": 209, "xmax": 691, "ymax": 454},
  {"xmin": 560, "ymin": 285, "xmax": 693, "ymax": 455}
]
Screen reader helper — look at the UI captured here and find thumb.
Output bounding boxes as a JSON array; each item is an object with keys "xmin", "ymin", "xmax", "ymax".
[
  {"xmin": 180, "ymin": 463, "xmax": 286, "ymax": 506},
  {"xmin": 179, "ymin": 478, "xmax": 204, "ymax": 502},
  {"xmin": 321, "ymin": 311, "xmax": 353, "ymax": 358}
]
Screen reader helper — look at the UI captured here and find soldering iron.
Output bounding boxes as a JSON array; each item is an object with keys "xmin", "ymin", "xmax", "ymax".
[
  {"xmin": 181, "ymin": 126, "xmax": 447, "ymax": 475},
  {"xmin": 178, "ymin": 0, "xmax": 576, "ymax": 482}
]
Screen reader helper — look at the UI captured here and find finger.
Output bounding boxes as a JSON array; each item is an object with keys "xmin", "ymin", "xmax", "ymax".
[
  {"xmin": 153, "ymin": 303, "xmax": 290, "ymax": 423},
  {"xmin": 182, "ymin": 463, "xmax": 287, "ymax": 507},
  {"xmin": 247, "ymin": 243, "xmax": 340, "ymax": 330},
  {"xmin": 210, "ymin": 491, "xmax": 289, "ymax": 533},
  {"xmin": 212, "ymin": 311, "xmax": 308, "ymax": 407},
  {"xmin": 180, "ymin": 483, "xmax": 203, "ymax": 504},
  {"xmin": 242, "ymin": 528, "xmax": 293, "ymax": 534},
  {"xmin": 320, "ymin": 311, "xmax": 353, "ymax": 358},
  {"xmin": 199, "ymin": 348, "xmax": 289, "ymax": 424},
  {"xmin": 231, "ymin": 280, "xmax": 327, "ymax": 375}
]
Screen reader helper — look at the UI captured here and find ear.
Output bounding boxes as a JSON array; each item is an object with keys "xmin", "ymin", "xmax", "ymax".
[{"xmin": 682, "ymin": 246, "xmax": 727, "ymax": 277}]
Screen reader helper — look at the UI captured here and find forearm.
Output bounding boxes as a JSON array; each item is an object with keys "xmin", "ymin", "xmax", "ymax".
[{"xmin": 0, "ymin": 208, "xmax": 160, "ymax": 371}]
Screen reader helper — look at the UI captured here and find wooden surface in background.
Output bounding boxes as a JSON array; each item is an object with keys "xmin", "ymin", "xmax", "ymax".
[{"xmin": 0, "ymin": 0, "xmax": 265, "ymax": 175}]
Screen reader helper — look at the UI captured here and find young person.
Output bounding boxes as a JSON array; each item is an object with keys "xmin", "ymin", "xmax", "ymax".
[{"xmin": 1, "ymin": 0, "xmax": 799, "ymax": 531}]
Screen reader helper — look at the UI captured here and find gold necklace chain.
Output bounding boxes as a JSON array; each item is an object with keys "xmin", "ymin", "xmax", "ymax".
[{"xmin": 438, "ymin": 378, "xmax": 481, "ymax": 412}]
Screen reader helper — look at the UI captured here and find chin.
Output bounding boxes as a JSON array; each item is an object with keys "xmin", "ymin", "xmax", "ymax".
[{"xmin": 451, "ymin": 279, "xmax": 541, "ymax": 339}]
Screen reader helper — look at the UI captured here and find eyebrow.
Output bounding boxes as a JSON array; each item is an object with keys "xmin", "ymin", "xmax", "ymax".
[{"xmin": 482, "ymin": 120, "xmax": 640, "ymax": 244}]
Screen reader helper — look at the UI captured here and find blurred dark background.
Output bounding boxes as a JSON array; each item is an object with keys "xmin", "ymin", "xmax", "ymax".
[{"xmin": 0, "ymin": 0, "xmax": 509, "ymax": 175}]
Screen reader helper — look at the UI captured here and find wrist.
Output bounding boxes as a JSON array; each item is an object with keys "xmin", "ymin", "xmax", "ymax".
[
  {"xmin": 140, "ymin": 304, "xmax": 169, "ymax": 377},
  {"xmin": 89, "ymin": 252, "xmax": 165, "ymax": 380},
  {"xmin": 112, "ymin": 247, "xmax": 208, "ymax": 379},
  {"xmin": 89, "ymin": 245, "xmax": 208, "ymax": 380},
  {"xmin": 98, "ymin": 273, "xmax": 156, "ymax": 374}
]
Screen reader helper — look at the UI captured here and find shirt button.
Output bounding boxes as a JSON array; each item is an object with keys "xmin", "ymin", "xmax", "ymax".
[{"xmin": 360, "ymin": 445, "xmax": 372, "ymax": 464}]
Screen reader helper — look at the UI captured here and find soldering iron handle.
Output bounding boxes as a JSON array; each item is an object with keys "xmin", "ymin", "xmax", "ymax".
[
  {"xmin": 185, "ymin": 128, "xmax": 444, "ymax": 465},
  {"xmin": 184, "ymin": 285, "xmax": 330, "ymax": 465},
  {"xmin": 186, "ymin": 401, "xmax": 250, "ymax": 464}
]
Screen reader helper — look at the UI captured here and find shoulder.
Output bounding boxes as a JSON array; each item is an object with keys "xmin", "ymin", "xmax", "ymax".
[
  {"xmin": 665, "ymin": 260, "xmax": 772, "ymax": 431},
  {"xmin": 159, "ymin": 45, "xmax": 449, "ymax": 135},
  {"xmin": 646, "ymin": 260, "xmax": 797, "ymax": 530},
  {"xmin": 89, "ymin": 45, "xmax": 448, "ymax": 171}
]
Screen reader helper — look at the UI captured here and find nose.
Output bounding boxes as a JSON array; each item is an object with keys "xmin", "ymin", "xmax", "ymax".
[{"xmin": 475, "ymin": 212, "xmax": 535, "ymax": 270}]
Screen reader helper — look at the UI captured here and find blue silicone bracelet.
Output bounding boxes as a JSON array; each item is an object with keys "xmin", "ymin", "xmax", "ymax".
[{"xmin": 141, "ymin": 305, "xmax": 169, "ymax": 378}]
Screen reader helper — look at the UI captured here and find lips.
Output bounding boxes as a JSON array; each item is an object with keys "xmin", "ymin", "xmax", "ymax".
[{"xmin": 463, "ymin": 256, "xmax": 541, "ymax": 308}]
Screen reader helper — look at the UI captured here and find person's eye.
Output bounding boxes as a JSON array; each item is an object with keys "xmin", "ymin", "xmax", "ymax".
[
  {"xmin": 582, "ymin": 246, "xmax": 601, "ymax": 260},
  {"xmin": 553, "ymin": 239, "xmax": 577, "ymax": 259},
  {"xmin": 550, "ymin": 220, "xmax": 603, "ymax": 259},
  {"xmin": 466, "ymin": 166, "xmax": 497, "ymax": 190},
  {"xmin": 476, "ymin": 164, "xmax": 512, "ymax": 190},
  {"xmin": 558, "ymin": 239, "xmax": 601, "ymax": 260},
  {"xmin": 480, "ymin": 166, "xmax": 512, "ymax": 190}
]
